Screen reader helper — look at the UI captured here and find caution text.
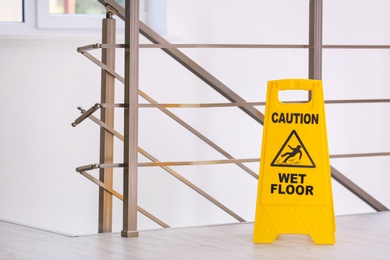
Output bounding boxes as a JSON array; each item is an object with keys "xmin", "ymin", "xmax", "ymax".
[{"xmin": 271, "ymin": 112, "xmax": 319, "ymax": 124}]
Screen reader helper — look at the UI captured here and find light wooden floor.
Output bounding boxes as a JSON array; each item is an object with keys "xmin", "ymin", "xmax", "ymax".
[{"xmin": 0, "ymin": 212, "xmax": 389, "ymax": 259}]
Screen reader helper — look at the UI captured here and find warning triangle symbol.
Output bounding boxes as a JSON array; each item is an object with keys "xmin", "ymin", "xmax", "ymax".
[{"xmin": 270, "ymin": 130, "xmax": 316, "ymax": 168}]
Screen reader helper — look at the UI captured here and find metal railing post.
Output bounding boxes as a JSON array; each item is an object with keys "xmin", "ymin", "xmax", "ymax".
[
  {"xmin": 122, "ymin": 0, "xmax": 139, "ymax": 238},
  {"xmin": 309, "ymin": 0, "xmax": 323, "ymax": 80},
  {"xmin": 98, "ymin": 12, "xmax": 116, "ymax": 233}
]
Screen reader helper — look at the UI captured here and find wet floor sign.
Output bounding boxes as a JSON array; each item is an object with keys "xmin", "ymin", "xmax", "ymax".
[{"xmin": 253, "ymin": 79, "xmax": 335, "ymax": 245}]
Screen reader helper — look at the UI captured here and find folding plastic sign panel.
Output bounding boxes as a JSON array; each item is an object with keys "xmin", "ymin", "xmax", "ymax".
[{"xmin": 253, "ymin": 79, "xmax": 335, "ymax": 245}]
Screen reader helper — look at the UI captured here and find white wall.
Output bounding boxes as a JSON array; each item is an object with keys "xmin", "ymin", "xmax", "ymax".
[{"xmin": 0, "ymin": 0, "xmax": 390, "ymax": 235}]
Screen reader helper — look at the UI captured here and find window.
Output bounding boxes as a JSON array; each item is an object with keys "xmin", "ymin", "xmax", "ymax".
[
  {"xmin": 49, "ymin": 0, "xmax": 124, "ymax": 15},
  {"xmin": 37, "ymin": 0, "xmax": 125, "ymax": 29},
  {"xmin": 0, "ymin": 0, "xmax": 24, "ymax": 23},
  {"xmin": 0, "ymin": 0, "xmax": 161, "ymax": 35}
]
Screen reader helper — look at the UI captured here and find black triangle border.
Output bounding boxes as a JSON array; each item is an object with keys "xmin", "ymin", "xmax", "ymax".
[{"xmin": 270, "ymin": 130, "xmax": 316, "ymax": 168}]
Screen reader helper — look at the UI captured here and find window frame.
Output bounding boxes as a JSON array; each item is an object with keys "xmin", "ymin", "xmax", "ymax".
[
  {"xmin": 0, "ymin": 0, "xmax": 34, "ymax": 35},
  {"xmin": 37, "ymin": 0, "xmax": 109, "ymax": 30},
  {"xmin": 0, "ymin": 0, "xmax": 25, "ymax": 23},
  {"xmin": 0, "ymin": 0, "xmax": 154, "ymax": 36}
]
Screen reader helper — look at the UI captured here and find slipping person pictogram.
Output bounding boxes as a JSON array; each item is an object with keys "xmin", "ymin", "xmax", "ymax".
[{"xmin": 282, "ymin": 145, "xmax": 302, "ymax": 163}]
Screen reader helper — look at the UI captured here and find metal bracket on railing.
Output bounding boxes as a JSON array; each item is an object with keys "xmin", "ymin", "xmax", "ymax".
[
  {"xmin": 77, "ymin": 43, "xmax": 101, "ymax": 54},
  {"xmin": 71, "ymin": 103, "xmax": 101, "ymax": 127},
  {"xmin": 98, "ymin": 0, "xmax": 124, "ymax": 20},
  {"xmin": 100, "ymin": 103, "xmax": 126, "ymax": 108},
  {"xmin": 105, "ymin": 5, "xmax": 118, "ymax": 18},
  {"xmin": 76, "ymin": 163, "xmax": 99, "ymax": 173},
  {"xmin": 76, "ymin": 163, "xmax": 125, "ymax": 173},
  {"xmin": 78, "ymin": 43, "xmax": 127, "ymax": 53}
]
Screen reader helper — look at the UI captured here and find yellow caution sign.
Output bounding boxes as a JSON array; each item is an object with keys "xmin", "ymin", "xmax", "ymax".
[{"xmin": 253, "ymin": 79, "xmax": 335, "ymax": 245}]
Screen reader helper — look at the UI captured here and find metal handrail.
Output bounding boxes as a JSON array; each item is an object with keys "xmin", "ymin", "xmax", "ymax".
[
  {"xmin": 74, "ymin": 0, "xmax": 389, "ymax": 235},
  {"xmin": 78, "ymin": 43, "xmax": 390, "ymax": 214},
  {"xmin": 138, "ymin": 99, "xmax": 390, "ymax": 108},
  {"xmin": 76, "ymin": 44, "xmax": 390, "ymax": 226},
  {"xmin": 81, "ymin": 43, "xmax": 390, "ymax": 50}
]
